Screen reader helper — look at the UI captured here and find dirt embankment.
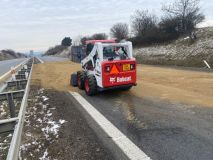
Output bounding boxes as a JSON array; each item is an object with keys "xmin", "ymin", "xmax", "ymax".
[
  {"xmin": 0, "ymin": 49, "xmax": 26, "ymax": 61},
  {"xmin": 33, "ymin": 61, "xmax": 213, "ymax": 108},
  {"xmin": 135, "ymin": 27, "xmax": 213, "ymax": 67},
  {"xmin": 44, "ymin": 45, "xmax": 71, "ymax": 58}
]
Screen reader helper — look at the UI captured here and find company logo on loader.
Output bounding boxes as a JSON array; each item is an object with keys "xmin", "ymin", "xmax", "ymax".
[
  {"xmin": 110, "ymin": 77, "xmax": 116, "ymax": 83},
  {"xmin": 117, "ymin": 76, "xmax": 131, "ymax": 82},
  {"xmin": 110, "ymin": 76, "xmax": 132, "ymax": 83}
]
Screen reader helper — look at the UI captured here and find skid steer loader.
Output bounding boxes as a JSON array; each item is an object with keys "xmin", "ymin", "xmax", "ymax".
[{"xmin": 70, "ymin": 40, "xmax": 137, "ymax": 96}]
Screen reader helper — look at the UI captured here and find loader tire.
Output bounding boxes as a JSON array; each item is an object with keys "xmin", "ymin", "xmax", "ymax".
[
  {"xmin": 70, "ymin": 73, "xmax": 77, "ymax": 86},
  {"xmin": 77, "ymin": 71, "xmax": 86, "ymax": 89},
  {"xmin": 84, "ymin": 75, "xmax": 97, "ymax": 96}
]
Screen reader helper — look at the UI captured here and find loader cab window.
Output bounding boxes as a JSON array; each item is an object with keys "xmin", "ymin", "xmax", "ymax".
[
  {"xmin": 103, "ymin": 46, "xmax": 129, "ymax": 61},
  {"xmin": 86, "ymin": 43, "xmax": 94, "ymax": 55}
]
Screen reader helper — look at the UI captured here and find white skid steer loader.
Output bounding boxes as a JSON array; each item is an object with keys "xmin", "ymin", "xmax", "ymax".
[{"xmin": 70, "ymin": 40, "xmax": 137, "ymax": 96}]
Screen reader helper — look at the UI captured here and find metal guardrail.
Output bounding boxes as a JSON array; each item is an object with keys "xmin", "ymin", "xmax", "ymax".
[
  {"xmin": 0, "ymin": 58, "xmax": 35, "ymax": 160},
  {"xmin": 7, "ymin": 61, "xmax": 33, "ymax": 160}
]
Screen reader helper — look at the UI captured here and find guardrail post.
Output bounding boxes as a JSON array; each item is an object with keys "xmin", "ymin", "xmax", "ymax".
[{"xmin": 7, "ymin": 93, "xmax": 16, "ymax": 118}]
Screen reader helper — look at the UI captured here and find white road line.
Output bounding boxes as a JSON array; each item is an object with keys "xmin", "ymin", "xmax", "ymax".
[
  {"xmin": 36, "ymin": 56, "xmax": 44, "ymax": 63},
  {"xmin": 69, "ymin": 92, "xmax": 151, "ymax": 160}
]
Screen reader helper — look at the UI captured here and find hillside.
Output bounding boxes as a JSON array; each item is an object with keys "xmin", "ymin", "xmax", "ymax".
[
  {"xmin": 135, "ymin": 27, "xmax": 213, "ymax": 67},
  {"xmin": 0, "ymin": 49, "xmax": 26, "ymax": 61},
  {"xmin": 44, "ymin": 45, "xmax": 71, "ymax": 58}
]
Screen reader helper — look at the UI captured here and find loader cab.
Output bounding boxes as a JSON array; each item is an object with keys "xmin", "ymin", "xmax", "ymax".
[
  {"xmin": 85, "ymin": 40, "xmax": 116, "ymax": 56},
  {"xmin": 103, "ymin": 46, "xmax": 129, "ymax": 61}
]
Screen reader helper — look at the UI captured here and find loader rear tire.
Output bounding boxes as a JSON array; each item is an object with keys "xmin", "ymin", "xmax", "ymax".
[
  {"xmin": 77, "ymin": 71, "xmax": 86, "ymax": 89},
  {"xmin": 70, "ymin": 73, "xmax": 77, "ymax": 86},
  {"xmin": 84, "ymin": 75, "xmax": 97, "ymax": 96}
]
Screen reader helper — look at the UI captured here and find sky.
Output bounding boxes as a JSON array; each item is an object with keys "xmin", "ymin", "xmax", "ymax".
[{"xmin": 0, "ymin": 0, "xmax": 212, "ymax": 52}]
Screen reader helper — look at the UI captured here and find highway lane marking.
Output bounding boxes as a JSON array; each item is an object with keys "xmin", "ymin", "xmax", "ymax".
[
  {"xmin": 69, "ymin": 91, "xmax": 151, "ymax": 160},
  {"xmin": 36, "ymin": 57, "xmax": 44, "ymax": 63}
]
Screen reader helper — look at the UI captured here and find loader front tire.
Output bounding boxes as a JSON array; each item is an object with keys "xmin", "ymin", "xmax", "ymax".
[
  {"xmin": 77, "ymin": 71, "xmax": 86, "ymax": 89},
  {"xmin": 84, "ymin": 75, "xmax": 97, "ymax": 96}
]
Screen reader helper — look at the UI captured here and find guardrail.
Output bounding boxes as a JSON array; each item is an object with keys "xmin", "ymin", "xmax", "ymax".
[{"xmin": 0, "ymin": 58, "xmax": 35, "ymax": 160}]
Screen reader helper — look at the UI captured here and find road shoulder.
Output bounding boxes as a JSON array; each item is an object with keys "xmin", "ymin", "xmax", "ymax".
[{"xmin": 21, "ymin": 84, "xmax": 114, "ymax": 159}]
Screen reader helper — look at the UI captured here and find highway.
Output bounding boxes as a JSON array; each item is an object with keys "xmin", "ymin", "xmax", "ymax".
[{"xmin": 0, "ymin": 58, "xmax": 27, "ymax": 76}]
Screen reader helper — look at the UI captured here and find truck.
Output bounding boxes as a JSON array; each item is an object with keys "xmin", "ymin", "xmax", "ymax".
[{"xmin": 70, "ymin": 40, "xmax": 137, "ymax": 96}]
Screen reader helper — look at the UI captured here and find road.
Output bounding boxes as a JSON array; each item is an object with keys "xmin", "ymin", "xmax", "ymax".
[
  {"xmin": 81, "ymin": 91, "xmax": 213, "ymax": 160},
  {"xmin": 31, "ymin": 61, "xmax": 213, "ymax": 160},
  {"xmin": 0, "ymin": 58, "xmax": 27, "ymax": 76}
]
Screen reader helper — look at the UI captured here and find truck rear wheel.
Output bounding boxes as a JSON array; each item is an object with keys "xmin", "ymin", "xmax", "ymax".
[
  {"xmin": 77, "ymin": 71, "xmax": 86, "ymax": 89},
  {"xmin": 84, "ymin": 75, "xmax": 97, "ymax": 96}
]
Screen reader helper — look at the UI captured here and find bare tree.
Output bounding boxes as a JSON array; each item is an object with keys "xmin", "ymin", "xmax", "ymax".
[
  {"xmin": 159, "ymin": 16, "xmax": 180, "ymax": 34},
  {"xmin": 110, "ymin": 23, "xmax": 129, "ymax": 41},
  {"xmin": 131, "ymin": 10, "xmax": 158, "ymax": 37},
  {"xmin": 162, "ymin": 0, "xmax": 205, "ymax": 34}
]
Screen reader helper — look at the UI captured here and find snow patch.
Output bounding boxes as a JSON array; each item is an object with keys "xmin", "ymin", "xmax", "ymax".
[
  {"xmin": 39, "ymin": 149, "xmax": 49, "ymax": 160},
  {"xmin": 184, "ymin": 36, "xmax": 190, "ymax": 40},
  {"xmin": 42, "ymin": 96, "xmax": 49, "ymax": 102}
]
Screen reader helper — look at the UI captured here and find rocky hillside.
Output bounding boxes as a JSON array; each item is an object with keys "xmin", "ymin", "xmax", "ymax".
[
  {"xmin": 0, "ymin": 49, "xmax": 26, "ymax": 61},
  {"xmin": 44, "ymin": 45, "xmax": 71, "ymax": 58},
  {"xmin": 135, "ymin": 27, "xmax": 213, "ymax": 67}
]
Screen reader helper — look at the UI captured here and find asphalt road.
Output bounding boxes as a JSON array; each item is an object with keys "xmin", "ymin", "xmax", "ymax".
[
  {"xmin": 79, "ymin": 90, "xmax": 213, "ymax": 160},
  {"xmin": 0, "ymin": 58, "xmax": 27, "ymax": 76},
  {"xmin": 40, "ymin": 56, "xmax": 68, "ymax": 62}
]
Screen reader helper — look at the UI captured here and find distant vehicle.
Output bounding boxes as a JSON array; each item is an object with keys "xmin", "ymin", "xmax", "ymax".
[{"xmin": 70, "ymin": 40, "xmax": 137, "ymax": 96}]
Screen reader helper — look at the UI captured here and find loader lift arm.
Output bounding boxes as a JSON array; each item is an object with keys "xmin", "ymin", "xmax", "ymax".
[{"xmin": 81, "ymin": 43, "xmax": 101, "ymax": 70}]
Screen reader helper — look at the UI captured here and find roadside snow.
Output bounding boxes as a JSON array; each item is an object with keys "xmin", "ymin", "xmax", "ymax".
[
  {"xmin": 135, "ymin": 27, "xmax": 213, "ymax": 63},
  {"xmin": 42, "ymin": 96, "xmax": 49, "ymax": 102},
  {"xmin": 20, "ymin": 88, "xmax": 67, "ymax": 159},
  {"xmin": 184, "ymin": 36, "xmax": 190, "ymax": 40},
  {"xmin": 59, "ymin": 119, "xmax": 67, "ymax": 124},
  {"xmin": 39, "ymin": 149, "xmax": 49, "ymax": 160},
  {"xmin": 0, "ymin": 133, "xmax": 13, "ymax": 159},
  {"xmin": 0, "ymin": 101, "xmax": 9, "ymax": 119}
]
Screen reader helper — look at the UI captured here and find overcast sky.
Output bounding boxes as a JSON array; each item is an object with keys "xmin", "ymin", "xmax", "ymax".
[{"xmin": 0, "ymin": 0, "xmax": 212, "ymax": 52}]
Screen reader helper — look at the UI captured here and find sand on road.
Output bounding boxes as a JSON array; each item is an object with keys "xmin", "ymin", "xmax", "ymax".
[{"xmin": 31, "ymin": 61, "xmax": 213, "ymax": 108}]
